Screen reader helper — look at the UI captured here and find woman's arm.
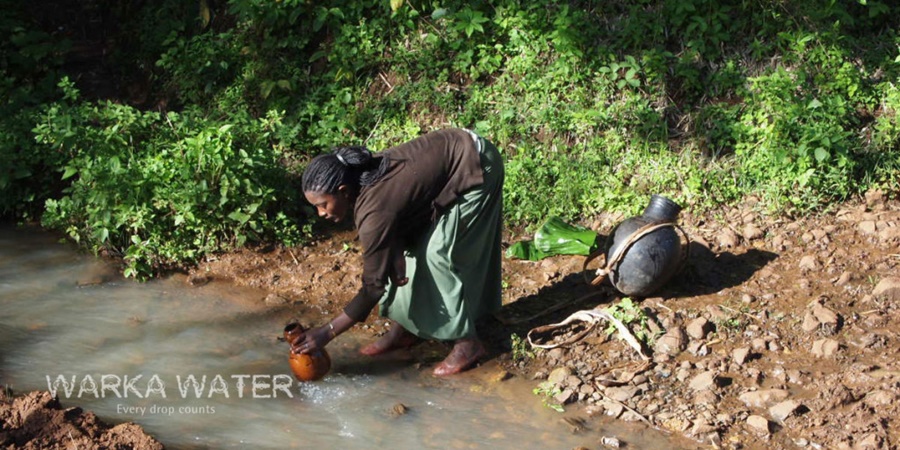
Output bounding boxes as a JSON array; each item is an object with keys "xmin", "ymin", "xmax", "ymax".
[{"xmin": 290, "ymin": 312, "xmax": 356, "ymax": 354}]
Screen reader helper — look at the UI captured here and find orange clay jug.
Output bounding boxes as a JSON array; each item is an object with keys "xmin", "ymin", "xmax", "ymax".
[{"xmin": 283, "ymin": 321, "xmax": 331, "ymax": 381}]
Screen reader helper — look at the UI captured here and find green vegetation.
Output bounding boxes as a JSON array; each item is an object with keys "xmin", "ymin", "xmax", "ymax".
[
  {"xmin": 510, "ymin": 333, "xmax": 535, "ymax": 362},
  {"xmin": 2, "ymin": 0, "xmax": 898, "ymax": 278},
  {"xmin": 604, "ymin": 297, "xmax": 656, "ymax": 346},
  {"xmin": 532, "ymin": 381, "xmax": 565, "ymax": 412}
]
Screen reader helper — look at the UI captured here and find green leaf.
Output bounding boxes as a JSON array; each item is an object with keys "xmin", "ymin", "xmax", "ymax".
[
  {"xmin": 807, "ymin": 98, "xmax": 823, "ymax": 109},
  {"xmin": 432, "ymin": 8, "xmax": 449, "ymax": 20},
  {"xmin": 228, "ymin": 210, "xmax": 251, "ymax": 224},
  {"xmin": 814, "ymin": 147, "xmax": 829, "ymax": 162},
  {"xmin": 62, "ymin": 166, "xmax": 78, "ymax": 180}
]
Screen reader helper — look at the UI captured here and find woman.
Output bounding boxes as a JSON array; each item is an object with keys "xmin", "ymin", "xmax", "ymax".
[{"xmin": 291, "ymin": 128, "xmax": 504, "ymax": 376}]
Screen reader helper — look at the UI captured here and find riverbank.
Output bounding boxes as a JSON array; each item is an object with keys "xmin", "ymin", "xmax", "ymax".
[{"xmin": 194, "ymin": 191, "xmax": 899, "ymax": 449}]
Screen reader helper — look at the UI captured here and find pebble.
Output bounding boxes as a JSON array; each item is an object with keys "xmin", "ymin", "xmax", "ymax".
[
  {"xmin": 769, "ymin": 399, "xmax": 801, "ymax": 422},
  {"xmin": 689, "ymin": 371, "xmax": 718, "ymax": 391},
  {"xmin": 654, "ymin": 327, "xmax": 686, "ymax": 356},
  {"xmin": 746, "ymin": 415, "xmax": 770, "ymax": 434},
  {"xmin": 686, "ymin": 317, "xmax": 711, "ymax": 340},
  {"xmin": 743, "ymin": 223, "xmax": 764, "ymax": 240},
  {"xmin": 738, "ymin": 389, "xmax": 789, "ymax": 408},
  {"xmin": 872, "ymin": 277, "xmax": 900, "ymax": 301},
  {"xmin": 264, "ymin": 293, "xmax": 289, "ymax": 306},
  {"xmin": 717, "ymin": 228, "xmax": 740, "ymax": 248},
  {"xmin": 798, "ymin": 255, "xmax": 818, "ymax": 270},
  {"xmin": 733, "ymin": 347, "xmax": 751, "ymax": 366},
  {"xmin": 811, "ymin": 338, "xmax": 840, "ymax": 358}
]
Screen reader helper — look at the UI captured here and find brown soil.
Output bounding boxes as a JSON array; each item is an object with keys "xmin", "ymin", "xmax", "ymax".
[
  {"xmin": 0, "ymin": 390, "xmax": 163, "ymax": 450},
  {"xmin": 192, "ymin": 190, "xmax": 900, "ymax": 450}
]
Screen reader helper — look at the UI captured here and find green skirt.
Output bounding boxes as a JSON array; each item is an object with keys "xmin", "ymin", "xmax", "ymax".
[{"xmin": 378, "ymin": 134, "xmax": 504, "ymax": 341}]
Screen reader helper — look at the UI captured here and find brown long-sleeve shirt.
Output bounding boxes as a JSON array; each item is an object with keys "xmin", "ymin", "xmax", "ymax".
[{"xmin": 343, "ymin": 129, "xmax": 485, "ymax": 322}]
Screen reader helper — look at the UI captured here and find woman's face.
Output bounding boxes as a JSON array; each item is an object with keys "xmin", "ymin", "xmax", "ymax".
[{"xmin": 305, "ymin": 186, "xmax": 353, "ymax": 223}]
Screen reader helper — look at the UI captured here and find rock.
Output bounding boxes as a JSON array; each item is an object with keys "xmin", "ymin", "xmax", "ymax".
[
  {"xmin": 743, "ymin": 223, "xmax": 764, "ymax": 240},
  {"xmin": 717, "ymin": 228, "xmax": 740, "ymax": 248},
  {"xmin": 855, "ymin": 433, "xmax": 882, "ymax": 450},
  {"xmin": 605, "ymin": 386, "xmax": 640, "ymax": 402},
  {"xmin": 811, "ymin": 338, "xmax": 840, "ymax": 358},
  {"xmin": 858, "ymin": 220, "xmax": 877, "ymax": 235},
  {"xmin": 600, "ymin": 436, "xmax": 622, "ymax": 448},
  {"xmin": 835, "ymin": 271, "xmax": 853, "ymax": 286},
  {"xmin": 733, "ymin": 347, "xmax": 751, "ymax": 366},
  {"xmin": 879, "ymin": 225, "xmax": 900, "ymax": 242},
  {"xmin": 769, "ymin": 400, "xmax": 801, "ymax": 422},
  {"xmin": 548, "ymin": 367, "xmax": 572, "ymax": 386},
  {"xmin": 186, "ymin": 273, "xmax": 211, "ymax": 287},
  {"xmin": 738, "ymin": 389, "xmax": 790, "ymax": 408},
  {"xmin": 689, "ymin": 371, "xmax": 719, "ymax": 391},
  {"xmin": 264, "ymin": 293, "xmax": 289, "ymax": 306},
  {"xmin": 812, "ymin": 304, "xmax": 840, "ymax": 327},
  {"xmin": 801, "ymin": 311, "xmax": 820, "ymax": 333},
  {"xmin": 863, "ymin": 390, "xmax": 896, "ymax": 407},
  {"xmin": 686, "ymin": 317, "xmax": 711, "ymax": 340},
  {"xmin": 654, "ymin": 327, "xmax": 686, "ymax": 356},
  {"xmin": 799, "ymin": 255, "xmax": 818, "ymax": 270},
  {"xmin": 872, "ymin": 277, "xmax": 900, "ymax": 302},
  {"xmin": 746, "ymin": 415, "xmax": 770, "ymax": 434}
]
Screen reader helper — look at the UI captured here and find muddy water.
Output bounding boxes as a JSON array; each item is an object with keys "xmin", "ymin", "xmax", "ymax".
[{"xmin": 0, "ymin": 226, "xmax": 686, "ymax": 449}]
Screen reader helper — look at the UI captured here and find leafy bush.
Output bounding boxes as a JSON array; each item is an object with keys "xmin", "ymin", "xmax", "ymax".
[{"xmin": 36, "ymin": 79, "xmax": 305, "ymax": 278}]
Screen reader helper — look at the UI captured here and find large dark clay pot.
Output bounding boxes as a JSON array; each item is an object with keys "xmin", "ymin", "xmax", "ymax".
[
  {"xmin": 605, "ymin": 195, "xmax": 685, "ymax": 297},
  {"xmin": 283, "ymin": 322, "xmax": 331, "ymax": 382}
]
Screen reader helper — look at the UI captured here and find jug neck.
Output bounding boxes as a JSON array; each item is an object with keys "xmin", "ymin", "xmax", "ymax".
[{"xmin": 642, "ymin": 195, "xmax": 681, "ymax": 223}]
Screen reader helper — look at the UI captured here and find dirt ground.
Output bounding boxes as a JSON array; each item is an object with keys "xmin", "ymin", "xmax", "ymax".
[
  {"xmin": 0, "ymin": 390, "xmax": 163, "ymax": 449},
  {"xmin": 3, "ymin": 191, "xmax": 898, "ymax": 449},
  {"xmin": 191, "ymin": 190, "xmax": 900, "ymax": 450}
]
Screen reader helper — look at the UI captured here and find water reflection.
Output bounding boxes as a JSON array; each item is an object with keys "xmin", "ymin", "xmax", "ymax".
[{"xmin": 0, "ymin": 226, "xmax": 689, "ymax": 449}]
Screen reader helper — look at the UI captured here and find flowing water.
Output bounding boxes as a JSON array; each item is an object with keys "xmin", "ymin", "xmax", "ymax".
[{"xmin": 0, "ymin": 225, "xmax": 689, "ymax": 449}]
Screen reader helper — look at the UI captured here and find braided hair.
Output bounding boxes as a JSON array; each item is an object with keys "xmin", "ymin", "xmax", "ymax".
[{"xmin": 301, "ymin": 146, "xmax": 390, "ymax": 194}]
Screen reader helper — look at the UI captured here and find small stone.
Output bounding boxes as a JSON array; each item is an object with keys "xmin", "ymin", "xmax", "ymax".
[
  {"xmin": 689, "ymin": 370, "xmax": 719, "ymax": 391},
  {"xmin": 654, "ymin": 327, "xmax": 686, "ymax": 356},
  {"xmin": 548, "ymin": 367, "xmax": 572, "ymax": 386},
  {"xmin": 717, "ymin": 228, "xmax": 740, "ymax": 248},
  {"xmin": 769, "ymin": 400, "xmax": 801, "ymax": 422},
  {"xmin": 835, "ymin": 271, "xmax": 852, "ymax": 286},
  {"xmin": 863, "ymin": 390, "xmax": 896, "ymax": 407},
  {"xmin": 600, "ymin": 436, "xmax": 621, "ymax": 448},
  {"xmin": 264, "ymin": 293, "xmax": 289, "ymax": 306},
  {"xmin": 872, "ymin": 277, "xmax": 900, "ymax": 302},
  {"xmin": 738, "ymin": 389, "xmax": 790, "ymax": 408},
  {"xmin": 858, "ymin": 220, "xmax": 877, "ymax": 235},
  {"xmin": 812, "ymin": 304, "xmax": 839, "ymax": 327},
  {"xmin": 686, "ymin": 317, "xmax": 711, "ymax": 340},
  {"xmin": 743, "ymin": 223, "xmax": 764, "ymax": 240},
  {"xmin": 799, "ymin": 255, "xmax": 818, "ymax": 270},
  {"xmin": 879, "ymin": 225, "xmax": 900, "ymax": 242},
  {"xmin": 605, "ymin": 386, "xmax": 640, "ymax": 402},
  {"xmin": 741, "ymin": 294, "xmax": 756, "ymax": 304},
  {"xmin": 801, "ymin": 311, "xmax": 820, "ymax": 333},
  {"xmin": 746, "ymin": 415, "xmax": 770, "ymax": 434},
  {"xmin": 751, "ymin": 338, "xmax": 767, "ymax": 351},
  {"xmin": 811, "ymin": 338, "xmax": 840, "ymax": 358},
  {"xmin": 733, "ymin": 347, "xmax": 751, "ymax": 366}
]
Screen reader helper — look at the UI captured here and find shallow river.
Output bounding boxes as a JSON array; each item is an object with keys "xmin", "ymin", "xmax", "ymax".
[{"xmin": 0, "ymin": 226, "xmax": 688, "ymax": 449}]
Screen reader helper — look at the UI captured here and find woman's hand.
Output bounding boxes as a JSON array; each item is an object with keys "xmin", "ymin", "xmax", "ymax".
[
  {"xmin": 290, "ymin": 325, "xmax": 332, "ymax": 354},
  {"xmin": 288, "ymin": 313, "xmax": 355, "ymax": 355}
]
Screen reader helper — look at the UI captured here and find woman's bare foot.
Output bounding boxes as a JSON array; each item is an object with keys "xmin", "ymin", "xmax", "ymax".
[
  {"xmin": 433, "ymin": 338, "xmax": 486, "ymax": 377},
  {"xmin": 359, "ymin": 321, "xmax": 420, "ymax": 356}
]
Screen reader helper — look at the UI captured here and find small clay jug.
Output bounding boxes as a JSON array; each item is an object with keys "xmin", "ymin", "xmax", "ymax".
[
  {"xmin": 587, "ymin": 195, "xmax": 688, "ymax": 297},
  {"xmin": 283, "ymin": 321, "xmax": 331, "ymax": 382}
]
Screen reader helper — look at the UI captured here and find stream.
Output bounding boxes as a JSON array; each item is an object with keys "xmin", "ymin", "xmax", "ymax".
[{"xmin": 0, "ymin": 225, "xmax": 688, "ymax": 449}]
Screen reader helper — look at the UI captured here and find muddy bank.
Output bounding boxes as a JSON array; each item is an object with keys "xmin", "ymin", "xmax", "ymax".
[
  {"xmin": 193, "ymin": 190, "xmax": 899, "ymax": 449},
  {"xmin": 0, "ymin": 389, "xmax": 163, "ymax": 449}
]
